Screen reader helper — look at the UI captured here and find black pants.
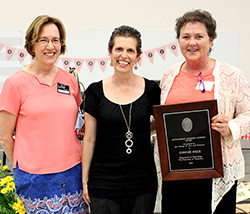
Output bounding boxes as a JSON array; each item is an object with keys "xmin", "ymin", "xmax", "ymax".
[
  {"xmin": 214, "ymin": 180, "xmax": 237, "ymax": 214},
  {"xmin": 162, "ymin": 179, "xmax": 237, "ymax": 214},
  {"xmin": 90, "ymin": 191, "xmax": 157, "ymax": 214}
]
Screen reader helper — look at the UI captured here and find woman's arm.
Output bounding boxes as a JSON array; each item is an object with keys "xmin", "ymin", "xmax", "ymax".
[
  {"xmin": 82, "ymin": 112, "xmax": 97, "ymax": 206},
  {"xmin": 212, "ymin": 67, "xmax": 250, "ymax": 141},
  {"xmin": 0, "ymin": 111, "xmax": 17, "ymax": 163}
]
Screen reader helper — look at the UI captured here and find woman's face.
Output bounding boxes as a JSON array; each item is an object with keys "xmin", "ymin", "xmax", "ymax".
[
  {"xmin": 32, "ymin": 23, "xmax": 61, "ymax": 66},
  {"xmin": 109, "ymin": 36, "xmax": 140, "ymax": 73},
  {"xmin": 179, "ymin": 22, "xmax": 213, "ymax": 64}
]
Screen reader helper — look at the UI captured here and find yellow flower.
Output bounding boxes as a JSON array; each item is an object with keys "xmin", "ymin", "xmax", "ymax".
[
  {"xmin": 0, "ymin": 160, "xmax": 1, "ymax": 165},
  {"xmin": 0, "ymin": 176, "xmax": 12, "ymax": 186},
  {"xmin": 12, "ymin": 203, "xmax": 17, "ymax": 210},
  {"xmin": 0, "ymin": 180, "xmax": 5, "ymax": 186},
  {"xmin": 0, "ymin": 178, "xmax": 7, "ymax": 186},
  {"xmin": 17, "ymin": 197, "xmax": 23, "ymax": 206},
  {"xmin": 6, "ymin": 181, "xmax": 15, "ymax": 191},
  {"xmin": 19, "ymin": 206, "xmax": 26, "ymax": 214},
  {"xmin": 2, "ymin": 165, "xmax": 8, "ymax": 171},
  {"xmin": 12, "ymin": 203, "xmax": 19, "ymax": 212},
  {"xmin": 13, "ymin": 198, "xmax": 26, "ymax": 214},
  {"xmin": 5, "ymin": 175, "xmax": 14, "ymax": 182},
  {"xmin": 0, "ymin": 173, "xmax": 23, "ymax": 213},
  {"xmin": 1, "ymin": 187, "xmax": 8, "ymax": 194}
]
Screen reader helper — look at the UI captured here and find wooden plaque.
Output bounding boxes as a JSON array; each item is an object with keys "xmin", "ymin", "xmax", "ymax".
[{"xmin": 153, "ymin": 100, "xmax": 223, "ymax": 181}]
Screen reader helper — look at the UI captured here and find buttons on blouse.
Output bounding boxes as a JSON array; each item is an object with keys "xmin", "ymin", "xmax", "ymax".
[{"xmin": 61, "ymin": 183, "xmax": 65, "ymax": 188}]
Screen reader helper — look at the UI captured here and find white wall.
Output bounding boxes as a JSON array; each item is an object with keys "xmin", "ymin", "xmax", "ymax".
[{"xmin": 1, "ymin": 0, "xmax": 250, "ymax": 83}]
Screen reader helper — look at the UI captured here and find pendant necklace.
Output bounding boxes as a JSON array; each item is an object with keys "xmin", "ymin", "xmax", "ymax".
[{"xmin": 112, "ymin": 76, "xmax": 135, "ymax": 154}]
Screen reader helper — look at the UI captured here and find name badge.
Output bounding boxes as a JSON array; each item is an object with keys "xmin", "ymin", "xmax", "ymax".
[{"xmin": 57, "ymin": 83, "xmax": 70, "ymax": 95}]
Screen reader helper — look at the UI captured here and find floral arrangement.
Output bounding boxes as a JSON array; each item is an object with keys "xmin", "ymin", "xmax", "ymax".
[{"xmin": 0, "ymin": 161, "xmax": 26, "ymax": 214}]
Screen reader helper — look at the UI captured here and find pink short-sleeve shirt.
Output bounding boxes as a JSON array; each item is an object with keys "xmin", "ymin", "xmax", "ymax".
[{"xmin": 0, "ymin": 68, "xmax": 82, "ymax": 174}]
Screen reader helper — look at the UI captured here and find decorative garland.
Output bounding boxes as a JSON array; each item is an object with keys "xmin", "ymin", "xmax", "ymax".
[{"xmin": 0, "ymin": 41, "xmax": 178, "ymax": 72}]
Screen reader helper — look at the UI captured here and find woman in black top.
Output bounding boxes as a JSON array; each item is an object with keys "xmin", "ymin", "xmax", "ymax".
[{"xmin": 82, "ymin": 25, "xmax": 160, "ymax": 214}]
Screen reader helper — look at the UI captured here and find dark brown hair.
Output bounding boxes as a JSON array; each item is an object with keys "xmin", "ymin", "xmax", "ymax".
[
  {"xmin": 175, "ymin": 9, "xmax": 217, "ymax": 41},
  {"xmin": 108, "ymin": 25, "xmax": 142, "ymax": 57}
]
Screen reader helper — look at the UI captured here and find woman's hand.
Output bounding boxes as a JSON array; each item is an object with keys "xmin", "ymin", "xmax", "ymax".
[
  {"xmin": 211, "ymin": 114, "xmax": 232, "ymax": 138},
  {"xmin": 82, "ymin": 182, "xmax": 91, "ymax": 206}
]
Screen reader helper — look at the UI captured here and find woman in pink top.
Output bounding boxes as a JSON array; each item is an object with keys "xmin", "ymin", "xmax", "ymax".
[
  {"xmin": 0, "ymin": 15, "xmax": 88, "ymax": 213},
  {"xmin": 159, "ymin": 10, "xmax": 250, "ymax": 214}
]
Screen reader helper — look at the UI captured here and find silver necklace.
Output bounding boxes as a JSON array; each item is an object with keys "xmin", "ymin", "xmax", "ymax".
[{"xmin": 112, "ymin": 77, "xmax": 135, "ymax": 154}]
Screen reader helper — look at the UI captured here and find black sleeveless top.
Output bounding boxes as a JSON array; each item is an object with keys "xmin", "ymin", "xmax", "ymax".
[{"xmin": 84, "ymin": 78, "xmax": 160, "ymax": 198}]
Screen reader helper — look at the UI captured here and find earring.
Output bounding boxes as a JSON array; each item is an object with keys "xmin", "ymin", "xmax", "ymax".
[
  {"xmin": 110, "ymin": 61, "xmax": 113, "ymax": 67},
  {"xmin": 134, "ymin": 62, "xmax": 138, "ymax": 70}
]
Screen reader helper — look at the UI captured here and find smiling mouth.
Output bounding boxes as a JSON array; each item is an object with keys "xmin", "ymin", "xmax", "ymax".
[
  {"xmin": 118, "ymin": 60, "xmax": 129, "ymax": 66},
  {"xmin": 45, "ymin": 53, "xmax": 55, "ymax": 56},
  {"xmin": 188, "ymin": 49, "xmax": 198, "ymax": 53}
]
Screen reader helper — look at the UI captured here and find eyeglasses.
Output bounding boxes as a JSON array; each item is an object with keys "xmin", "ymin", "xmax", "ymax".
[
  {"xmin": 36, "ymin": 37, "xmax": 62, "ymax": 45},
  {"xmin": 197, "ymin": 72, "xmax": 205, "ymax": 93}
]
